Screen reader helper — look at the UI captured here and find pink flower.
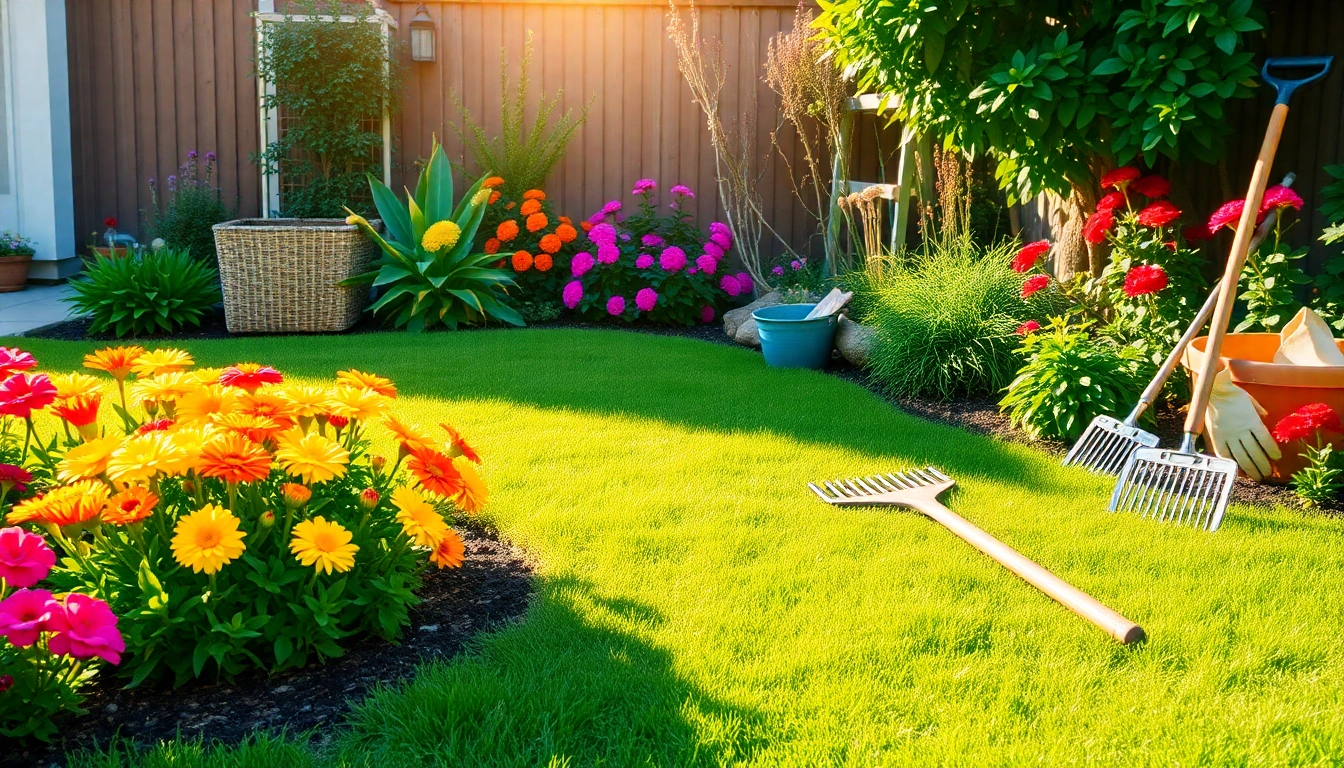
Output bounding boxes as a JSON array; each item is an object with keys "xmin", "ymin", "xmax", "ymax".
[
  {"xmin": 660, "ymin": 247, "xmax": 687, "ymax": 272},
  {"xmin": 600, "ymin": 200, "xmax": 623, "ymax": 216},
  {"xmin": 0, "ymin": 463, "xmax": 31, "ymax": 493},
  {"xmin": 0, "ymin": 373, "xmax": 57, "ymax": 418},
  {"xmin": 571, "ymin": 251, "xmax": 595, "ymax": 277},
  {"xmin": 1021, "ymin": 274, "xmax": 1049, "ymax": 298},
  {"xmin": 0, "ymin": 347, "xmax": 37, "ymax": 379},
  {"xmin": 0, "ymin": 527, "xmax": 56, "ymax": 588},
  {"xmin": 563, "ymin": 280, "xmax": 584, "ymax": 309},
  {"xmin": 597, "ymin": 244, "xmax": 620, "ymax": 264},
  {"xmin": 790, "ymin": 261, "xmax": 802, "ymax": 270},
  {"xmin": 771, "ymin": 265, "xmax": 784, "ymax": 276},
  {"xmin": 588, "ymin": 222, "xmax": 618, "ymax": 246},
  {"xmin": 1016, "ymin": 320, "xmax": 1041, "ymax": 335},
  {"xmin": 721, "ymin": 275, "xmax": 742, "ymax": 297},
  {"xmin": 688, "ymin": 268, "xmax": 699, "ymax": 275},
  {"xmin": 219, "ymin": 365, "xmax": 282, "ymax": 390},
  {"xmin": 635, "ymin": 254, "xmax": 655, "ymax": 269},
  {"xmin": 709, "ymin": 222, "xmax": 730, "ymax": 238},
  {"xmin": 606, "ymin": 295, "xmax": 626, "ymax": 317},
  {"xmin": 710, "ymin": 232, "xmax": 732, "ymax": 251},
  {"xmin": 1207, "ymin": 199, "xmax": 1245, "ymax": 234},
  {"xmin": 641, "ymin": 234, "xmax": 664, "ymax": 248},
  {"xmin": 695, "ymin": 254, "xmax": 718, "ymax": 274},
  {"xmin": 703, "ymin": 241, "xmax": 725, "ymax": 260},
  {"xmin": 636, "ymin": 288, "xmax": 658, "ymax": 312},
  {"xmin": 672, "ymin": 184, "xmax": 695, "ymax": 198},
  {"xmin": 700, "ymin": 305, "xmax": 716, "ymax": 323},
  {"xmin": 632, "ymin": 179, "xmax": 657, "ymax": 195},
  {"xmin": 1260, "ymin": 184, "xmax": 1304, "ymax": 214},
  {"xmin": 0, "ymin": 589, "xmax": 67, "ymax": 647},
  {"xmin": 736, "ymin": 272, "xmax": 754, "ymax": 294},
  {"xmin": 48, "ymin": 594, "xmax": 125, "ymax": 665}
]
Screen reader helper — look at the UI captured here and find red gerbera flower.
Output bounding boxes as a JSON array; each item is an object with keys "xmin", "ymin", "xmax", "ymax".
[
  {"xmin": 0, "ymin": 373, "xmax": 57, "ymax": 418},
  {"xmin": 219, "ymin": 363, "xmax": 283, "ymax": 391},
  {"xmin": 1128, "ymin": 175, "xmax": 1170, "ymax": 198},
  {"xmin": 1122, "ymin": 264, "xmax": 1169, "ymax": 297},
  {"xmin": 1020, "ymin": 274, "xmax": 1050, "ymax": 299},
  {"xmin": 1011, "ymin": 240, "xmax": 1051, "ymax": 273},
  {"xmin": 0, "ymin": 347, "xmax": 37, "ymax": 379},
  {"xmin": 1083, "ymin": 208, "xmax": 1115, "ymax": 244},
  {"xmin": 1136, "ymin": 200, "xmax": 1181, "ymax": 228},
  {"xmin": 1182, "ymin": 225, "xmax": 1213, "ymax": 243},
  {"xmin": 1207, "ymin": 199, "xmax": 1245, "ymax": 235},
  {"xmin": 1015, "ymin": 320, "xmax": 1041, "ymax": 336},
  {"xmin": 407, "ymin": 449, "xmax": 466, "ymax": 499},
  {"xmin": 52, "ymin": 395, "xmax": 101, "ymax": 427},
  {"xmin": 1271, "ymin": 403, "xmax": 1339, "ymax": 444},
  {"xmin": 0, "ymin": 463, "xmax": 32, "ymax": 492},
  {"xmin": 103, "ymin": 216, "xmax": 118, "ymax": 229},
  {"xmin": 1259, "ymin": 184, "xmax": 1304, "ymax": 215},
  {"xmin": 136, "ymin": 418, "xmax": 175, "ymax": 434},
  {"xmin": 1100, "ymin": 167, "xmax": 1141, "ymax": 189},
  {"xmin": 1096, "ymin": 191, "xmax": 1127, "ymax": 212}
]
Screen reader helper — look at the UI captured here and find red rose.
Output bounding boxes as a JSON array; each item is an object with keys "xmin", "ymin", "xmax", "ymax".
[
  {"xmin": 1259, "ymin": 184, "xmax": 1304, "ymax": 215},
  {"xmin": 1015, "ymin": 320, "xmax": 1041, "ymax": 336},
  {"xmin": 1273, "ymin": 402, "xmax": 1342, "ymax": 445},
  {"xmin": 1011, "ymin": 240, "xmax": 1051, "ymax": 273},
  {"xmin": 1182, "ymin": 225, "xmax": 1213, "ymax": 243},
  {"xmin": 1128, "ymin": 175, "xmax": 1170, "ymax": 198},
  {"xmin": 103, "ymin": 216, "xmax": 118, "ymax": 228},
  {"xmin": 1083, "ymin": 208, "xmax": 1115, "ymax": 244},
  {"xmin": 1122, "ymin": 264, "xmax": 1168, "ymax": 297},
  {"xmin": 1096, "ymin": 191, "xmax": 1127, "ymax": 212},
  {"xmin": 1136, "ymin": 200, "xmax": 1181, "ymax": 228},
  {"xmin": 1099, "ymin": 167, "xmax": 1141, "ymax": 189},
  {"xmin": 1021, "ymin": 274, "xmax": 1049, "ymax": 298},
  {"xmin": 1207, "ymin": 199, "xmax": 1245, "ymax": 235}
]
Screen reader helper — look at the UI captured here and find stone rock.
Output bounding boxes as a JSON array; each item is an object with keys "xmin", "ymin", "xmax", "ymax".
[
  {"xmin": 734, "ymin": 316, "xmax": 762, "ymax": 347},
  {"xmin": 723, "ymin": 292, "xmax": 782, "ymax": 339},
  {"xmin": 835, "ymin": 315, "xmax": 875, "ymax": 367}
]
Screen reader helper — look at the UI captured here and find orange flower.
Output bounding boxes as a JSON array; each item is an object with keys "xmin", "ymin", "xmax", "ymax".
[
  {"xmin": 35, "ymin": 481, "xmax": 110, "ymax": 527},
  {"xmin": 384, "ymin": 415, "xmax": 435, "ymax": 456},
  {"xmin": 282, "ymin": 482, "xmax": 312, "ymax": 508},
  {"xmin": 558, "ymin": 215, "xmax": 572, "ymax": 225},
  {"xmin": 53, "ymin": 394, "xmax": 101, "ymax": 427},
  {"xmin": 215, "ymin": 412, "xmax": 284, "ymax": 444},
  {"xmin": 104, "ymin": 486, "xmax": 158, "ymax": 525},
  {"xmin": 483, "ymin": 176, "xmax": 505, "ymax": 188},
  {"xmin": 522, "ymin": 189, "xmax": 546, "ymax": 201},
  {"xmin": 520, "ymin": 199, "xmax": 542, "ymax": 217},
  {"xmin": 484, "ymin": 237, "xmax": 501, "ymax": 254},
  {"xmin": 336, "ymin": 369, "xmax": 397, "ymax": 398},
  {"xmin": 555, "ymin": 223, "xmax": 577, "ymax": 243},
  {"xmin": 496, "ymin": 220, "xmax": 519, "ymax": 242},
  {"xmin": 534, "ymin": 254, "xmax": 553, "ymax": 272},
  {"xmin": 505, "ymin": 201, "xmax": 516, "ymax": 210},
  {"xmin": 239, "ymin": 391, "xmax": 298, "ymax": 428},
  {"xmin": 84, "ymin": 346, "xmax": 146, "ymax": 380},
  {"xmin": 197, "ymin": 432, "xmax": 273, "ymax": 483},
  {"xmin": 440, "ymin": 423, "xmax": 481, "ymax": 463},
  {"xmin": 512, "ymin": 251, "xmax": 533, "ymax": 272},
  {"xmin": 539, "ymin": 234, "xmax": 562, "ymax": 254},
  {"xmin": 489, "ymin": 191, "xmax": 501, "ymax": 205},
  {"xmin": 430, "ymin": 529, "xmax": 466, "ymax": 568},
  {"xmin": 407, "ymin": 449, "xmax": 465, "ymax": 498},
  {"xmin": 526, "ymin": 212, "xmax": 548, "ymax": 233},
  {"xmin": 581, "ymin": 221, "xmax": 594, "ymax": 233},
  {"xmin": 453, "ymin": 457, "xmax": 488, "ymax": 513}
]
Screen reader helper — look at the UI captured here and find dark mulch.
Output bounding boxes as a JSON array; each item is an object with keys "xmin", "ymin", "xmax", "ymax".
[{"xmin": 1, "ymin": 521, "xmax": 534, "ymax": 767}]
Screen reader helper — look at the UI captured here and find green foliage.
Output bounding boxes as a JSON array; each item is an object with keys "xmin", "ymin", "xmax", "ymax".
[
  {"xmin": 255, "ymin": 0, "xmax": 401, "ymax": 217},
  {"xmin": 145, "ymin": 153, "xmax": 235, "ymax": 265},
  {"xmin": 452, "ymin": 31, "xmax": 589, "ymax": 199},
  {"xmin": 0, "ymin": 590, "xmax": 93, "ymax": 741},
  {"xmin": 0, "ymin": 230, "xmax": 36, "ymax": 256},
  {"xmin": 1236, "ymin": 223, "xmax": 1308, "ymax": 333},
  {"xmin": 66, "ymin": 249, "xmax": 221, "ymax": 337},
  {"xmin": 851, "ymin": 237, "xmax": 1040, "ymax": 400},
  {"xmin": 1289, "ymin": 442, "xmax": 1344, "ymax": 508},
  {"xmin": 1314, "ymin": 166, "xmax": 1344, "ymax": 329},
  {"xmin": 344, "ymin": 139, "xmax": 524, "ymax": 331},
  {"xmin": 1000, "ymin": 319, "xmax": 1150, "ymax": 441},
  {"xmin": 814, "ymin": 0, "xmax": 1264, "ymax": 201}
]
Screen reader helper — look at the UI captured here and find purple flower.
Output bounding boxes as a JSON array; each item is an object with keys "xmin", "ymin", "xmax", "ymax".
[
  {"xmin": 671, "ymin": 184, "xmax": 695, "ymax": 199},
  {"xmin": 635, "ymin": 254, "xmax": 655, "ymax": 269},
  {"xmin": 187, "ymin": 150, "xmax": 197, "ymax": 160},
  {"xmin": 772, "ymin": 265, "xmax": 785, "ymax": 276},
  {"xmin": 588, "ymin": 222, "xmax": 617, "ymax": 246},
  {"xmin": 711, "ymin": 232, "xmax": 732, "ymax": 251},
  {"xmin": 790, "ymin": 260, "xmax": 802, "ymax": 270},
  {"xmin": 597, "ymin": 244, "xmax": 620, "ymax": 264},
  {"xmin": 148, "ymin": 178, "xmax": 156, "ymax": 188},
  {"xmin": 709, "ymin": 222, "xmax": 730, "ymax": 238},
  {"xmin": 659, "ymin": 247, "xmax": 687, "ymax": 272},
  {"xmin": 700, "ymin": 305, "xmax": 715, "ymax": 323},
  {"xmin": 703, "ymin": 240, "xmax": 725, "ymax": 259},
  {"xmin": 563, "ymin": 280, "xmax": 584, "ymax": 309},
  {"xmin": 620, "ymin": 233, "xmax": 631, "ymax": 242},
  {"xmin": 601, "ymin": 200, "xmax": 623, "ymax": 216},
  {"xmin": 588, "ymin": 211, "xmax": 607, "ymax": 224},
  {"xmin": 571, "ymin": 252, "xmax": 595, "ymax": 277},
  {"xmin": 736, "ymin": 272, "xmax": 754, "ymax": 293},
  {"xmin": 695, "ymin": 254, "xmax": 717, "ymax": 274},
  {"xmin": 636, "ymin": 287, "xmax": 658, "ymax": 312},
  {"xmin": 167, "ymin": 175, "xmax": 177, "ymax": 190},
  {"xmin": 720, "ymin": 275, "xmax": 742, "ymax": 298},
  {"xmin": 641, "ymin": 233, "xmax": 664, "ymax": 248},
  {"xmin": 607, "ymin": 295, "xmax": 626, "ymax": 316},
  {"xmin": 205, "ymin": 151, "xmax": 216, "ymax": 162},
  {"xmin": 632, "ymin": 179, "xmax": 657, "ymax": 195},
  {"xmin": 688, "ymin": 267, "xmax": 699, "ymax": 275}
]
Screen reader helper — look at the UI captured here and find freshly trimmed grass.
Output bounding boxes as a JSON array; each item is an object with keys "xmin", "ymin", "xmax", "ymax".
[{"xmin": 9, "ymin": 330, "xmax": 1344, "ymax": 766}]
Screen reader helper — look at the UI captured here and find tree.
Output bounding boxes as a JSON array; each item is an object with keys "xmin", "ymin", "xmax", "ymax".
[{"xmin": 814, "ymin": 0, "xmax": 1264, "ymax": 276}]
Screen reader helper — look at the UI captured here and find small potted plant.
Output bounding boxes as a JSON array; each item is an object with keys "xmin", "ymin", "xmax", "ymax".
[{"xmin": 0, "ymin": 231, "xmax": 36, "ymax": 292}]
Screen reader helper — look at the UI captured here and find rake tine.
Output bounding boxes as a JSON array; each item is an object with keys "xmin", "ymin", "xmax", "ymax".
[
  {"xmin": 1177, "ymin": 470, "xmax": 1208, "ymax": 526},
  {"xmin": 1155, "ymin": 467, "xmax": 1184, "ymax": 522},
  {"xmin": 807, "ymin": 483, "xmax": 835, "ymax": 503},
  {"xmin": 897, "ymin": 471, "xmax": 922, "ymax": 488},
  {"xmin": 1139, "ymin": 463, "xmax": 1172, "ymax": 518},
  {"xmin": 867, "ymin": 475, "xmax": 897, "ymax": 492},
  {"xmin": 842, "ymin": 479, "xmax": 868, "ymax": 497},
  {"xmin": 1099, "ymin": 435, "xmax": 1134, "ymax": 475},
  {"xmin": 1189, "ymin": 471, "xmax": 1216, "ymax": 527},
  {"xmin": 824, "ymin": 480, "xmax": 850, "ymax": 498},
  {"xmin": 926, "ymin": 467, "xmax": 952, "ymax": 483},
  {"xmin": 1079, "ymin": 431, "xmax": 1116, "ymax": 470},
  {"xmin": 852, "ymin": 477, "xmax": 882, "ymax": 494},
  {"xmin": 884, "ymin": 473, "xmax": 910, "ymax": 489},
  {"xmin": 1119, "ymin": 460, "xmax": 1149, "ymax": 512},
  {"xmin": 913, "ymin": 468, "xmax": 937, "ymax": 485}
]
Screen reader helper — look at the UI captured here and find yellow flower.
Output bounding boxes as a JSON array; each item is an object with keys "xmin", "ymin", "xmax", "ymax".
[
  {"xmin": 50, "ymin": 372, "xmax": 104, "ymax": 399},
  {"xmin": 176, "ymin": 384, "xmax": 240, "ymax": 425},
  {"xmin": 39, "ymin": 480, "xmax": 110, "ymax": 527},
  {"xmin": 470, "ymin": 188, "xmax": 491, "ymax": 206},
  {"xmin": 391, "ymin": 485, "xmax": 448, "ymax": 547},
  {"xmin": 277, "ymin": 385, "xmax": 331, "ymax": 418},
  {"xmin": 326, "ymin": 386, "xmax": 388, "ymax": 423},
  {"xmin": 57, "ymin": 436, "xmax": 123, "ymax": 482},
  {"xmin": 289, "ymin": 516, "xmax": 359, "ymax": 575},
  {"xmin": 453, "ymin": 456, "xmax": 489, "ymax": 514},
  {"xmin": 335, "ymin": 370, "xmax": 396, "ymax": 398},
  {"xmin": 7, "ymin": 494, "xmax": 51, "ymax": 525},
  {"xmin": 171, "ymin": 504, "xmax": 246, "ymax": 574},
  {"xmin": 421, "ymin": 220, "xmax": 462, "ymax": 252},
  {"xmin": 130, "ymin": 372, "xmax": 197, "ymax": 406},
  {"xmin": 106, "ymin": 432, "xmax": 186, "ymax": 483},
  {"xmin": 84, "ymin": 346, "xmax": 145, "ymax": 380},
  {"xmin": 274, "ymin": 429, "xmax": 349, "ymax": 484},
  {"xmin": 192, "ymin": 367, "xmax": 224, "ymax": 384},
  {"xmin": 162, "ymin": 426, "xmax": 211, "ymax": 475},
  {"xmin": 132, "ymin": 348, "xmax": 195, "ymax": 376}
]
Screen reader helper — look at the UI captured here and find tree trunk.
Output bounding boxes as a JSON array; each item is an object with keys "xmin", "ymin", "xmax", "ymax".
[{"xmin": 1049, "ymin": 181, "xmax": 1109, "ymax": 281}]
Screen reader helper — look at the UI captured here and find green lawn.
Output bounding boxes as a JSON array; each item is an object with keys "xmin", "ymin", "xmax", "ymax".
[{"xmin": 9, "ymin": 329, "xmax": 1344, "ymax": 767}]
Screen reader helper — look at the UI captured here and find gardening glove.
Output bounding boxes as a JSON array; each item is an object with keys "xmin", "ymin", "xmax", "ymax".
[
  {"xmin": 1274, "ymin": 307, "xmax": 1344, "ymax": 366},
  {"xmin": 1203, "ymin": 370, "xmax": 1281, "ymax": 482}
]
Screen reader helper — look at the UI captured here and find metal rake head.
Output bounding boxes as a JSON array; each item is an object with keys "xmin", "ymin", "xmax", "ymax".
[
  {"xmin": 1063, "ymin": 415, "xmax": 1161, "ymax": 475},
  {"xmin": 1109, "ymin": 448, "xmax": 1237, "ymax": 532},
  {"xmin": 808, "ymin": 467, "xmax": 955, "ymax": 508}
]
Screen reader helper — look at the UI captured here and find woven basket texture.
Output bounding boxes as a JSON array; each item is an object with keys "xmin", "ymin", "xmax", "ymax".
[{"xmin": 213, "ymin": 218, "xmax": 382, "ymax": 333}]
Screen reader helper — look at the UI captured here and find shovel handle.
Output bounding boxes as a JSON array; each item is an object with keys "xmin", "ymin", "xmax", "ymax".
[{"xmin": 912, "ymin": 499, "xmax": 1146, "ymax": 644}]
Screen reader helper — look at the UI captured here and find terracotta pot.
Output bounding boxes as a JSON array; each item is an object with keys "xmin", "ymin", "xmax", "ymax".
[
  {"xmin": 0, "ymin": 253, "xmax": 32, "ymax": 293},
  {"xmin": 1183, "ymin": 333, "xmax": 1344, "ymax": 483}
]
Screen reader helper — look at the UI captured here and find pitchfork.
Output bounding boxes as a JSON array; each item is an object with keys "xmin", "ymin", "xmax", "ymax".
[{"xmin": 809, "ymin": 468, "xmax": 1145, "ymax": 644}]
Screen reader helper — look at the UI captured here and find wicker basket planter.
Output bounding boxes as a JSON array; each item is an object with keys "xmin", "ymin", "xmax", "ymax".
[{"xmin": 212, "ymin": 218, "xmax": 381, "ymax": 333}]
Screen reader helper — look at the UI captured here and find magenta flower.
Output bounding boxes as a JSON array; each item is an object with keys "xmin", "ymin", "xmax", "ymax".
[
  {"xmin": 791, "ymin": 260, "xmax": 802, "ymax": 270},
  {"xmin": 632, "ymin": 179, "xmax": 657, "ymax": 195},
  {"xmin": 671, "ymin": 184, "xmax": 695, "ymax": 199},
  {"xmin": 700, "ymin": 305, "xmax": 715, "ymax": 323},
  {"xmin": 688, "ymin": 267, "xmax": 699, "ymax": 275},
  {"xmin": 711, "ymin": 232, "xmax": 732, "ymax": 251},
  {"xmin": 635, "ymin": 254, "xmax": 655, "ymax": 269},
  {"xmin": 601, "ymin": 200, "xmax": 623, "ymax": 216},
  {"xmin": 0, "ymin": 589, "xmax": 67, "ymax": 647},
  {"xmin": 588, "ymin": 222, "xmax": 617, "ymax": 246},
  {"xmin": 0, "ymin": 464, "xmax": 31, "ymax": 493},
  {"xmin": 636, "ymin": 287, "xmax": 658, "ymax": 312},
  {"xmin": 563, "ymin": 280, "xmax": 584, "ymax": 309},
  {"xmin": 721, "ymin": 275, "xmax": 742, "ymax": 297},
  {"xmin": 736, "ymin": 272, "xmax": 754, "ymax": 293},
  {"xmin": 571, "ymin": 251, "xmax": 595, "ymax": 277},
  {"xmin": 709, "ymin": 222, "xmax": 730, "ymax": 237},
  {"xmin": 771, "ymin": 265, "xmax": 785, "ymax": 276},
  {"xmin": 703, "ymin": 240, "xmax": 725, "ymax": 259},
  {"xmin": 607, "ymin": 295, "xmax": 626, "ymax": 316},
  {"xmin": 0, "ymin": 373, "xmax": 57, "ymax": 418},
  {"xmin": 1260, "ymin": 184, "xmax": 1305, "ymax": 214},
  {"xmin": 659, "ymin": 247, "xmax": 687, "ymax": 272},
  {"xmin": 0, "ymin": 347, "xmax": 37, "ymax": 378},
  {"xmin": 47, "ymin": 594, "xmax": 125, "ymax": 665},
  {"xmin": 695, "ymin": 254, "xmax": 718, "ymax": 274},
  {"xmin": 597, "ymin": 244, "xmax": 620, "ymax": 264},
  {"xmin": 641, "ymin": 233, "xmax": 664, "ymax": 248},
  {"xmin": 0, "ymin": 527, "xmax": 56, "ymax": 588}
]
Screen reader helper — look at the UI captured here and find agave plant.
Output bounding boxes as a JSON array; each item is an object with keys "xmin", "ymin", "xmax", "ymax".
[{"xmin": 344, "ymin": 138, "xmax": 523, "ymax": 331}]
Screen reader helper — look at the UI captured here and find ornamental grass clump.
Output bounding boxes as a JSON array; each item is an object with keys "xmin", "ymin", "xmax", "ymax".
[
  {"xmin": 0, "ymin": 345, "xmax": 483, "ymax": 689},
  {"xmin": 66, "ymin": 248, "xmax": 221, "ymax": 338}
]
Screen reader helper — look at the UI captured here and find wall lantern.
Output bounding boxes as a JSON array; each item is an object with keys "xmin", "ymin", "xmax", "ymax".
[{"xmin": 410, "ymin": 5, "xmax": 436, "ymax": 62}]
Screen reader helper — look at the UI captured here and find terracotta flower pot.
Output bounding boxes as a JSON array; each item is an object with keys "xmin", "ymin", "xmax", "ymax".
[
  {"xmin": 0, "ymin": 253, "xmax": 33, "ymax": 293},
  {"xmin": 1183, "ymin": 333, "xmax": 1344, "ymax": 484}
]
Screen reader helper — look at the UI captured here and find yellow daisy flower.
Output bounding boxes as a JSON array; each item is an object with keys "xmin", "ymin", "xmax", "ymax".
[
  {"xmin": 420, "ymin": 220, "xmax": 462, "ymax": 252},
  {"xmin": 277, "ymin": 385, "xmax": 331, "ymax": 419},
  {"xmin": 289, "ymin": 516, "xmax": 359, "ymax": 574},
  {"xmin": 57, "ymin": 436, "xmax": 123, "ymax": 482},
  {"xmin": 391, "ymin": 485, "xmax": 448, "ymax": 548},
  {"xmin": 325, "ymin": 386, "xmax": 389, "ymax": 423},
  {"xmin": 50, "ymin": 372, "xmax": 105, "ymax": 399},
  {"xmin": 192, "ymin": 367, "xmax": 224, "ymax": 384},
  {"xmin": 274, "ymin": 429, "xmax": 349, "ymax": 484},
  {"xmin": 84, "ymin": 346, "xmax": 145, "ymax": 380},
  {"xmin": 130, "ymin": 372, "xmax": 197, "ymax": 406},
  {"xmin": 335, "ymin": 369, "xmax": 396, "ymax": 398},
  {"xmin": 176, "ymin": 384, "xmax": 241, "ymax": 426},
  {"xmin": 106, "ymin": 432, "xmax": 186, "ymax": 484},
  {"xmin": 132, "ymin": 348, "xmax": 195, "ymax": 377},
  {"xmin": 171, "ymin": 504, "xmax": 246, "ymax": 574},
  {"xmin": 453, "ymin": 456, "xmax": 489, "ymax": 514}
]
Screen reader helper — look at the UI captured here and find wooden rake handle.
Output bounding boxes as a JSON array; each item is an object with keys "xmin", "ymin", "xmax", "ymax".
[{"xmin": 911, "ymin": 499, "xmax": 1146, "ymax": 644}]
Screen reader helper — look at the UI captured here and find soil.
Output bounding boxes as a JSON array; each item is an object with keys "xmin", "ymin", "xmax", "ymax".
[{"xmin": 0, "ymin": 521, "xmax": 534, "ymax": 767}]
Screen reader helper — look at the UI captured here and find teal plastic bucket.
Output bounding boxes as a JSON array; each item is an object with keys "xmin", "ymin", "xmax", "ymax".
[{"xmin": 753, "ymin": 303, "xmax": 838, "ymax": 369}]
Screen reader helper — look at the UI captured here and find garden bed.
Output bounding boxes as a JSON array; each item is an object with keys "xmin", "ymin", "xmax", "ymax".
[{"xmin": 0, "ymin": 521, "xmax": 533, "ymax": 767}]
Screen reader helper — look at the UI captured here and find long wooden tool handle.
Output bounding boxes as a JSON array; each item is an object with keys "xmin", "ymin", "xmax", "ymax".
[
  {"xmin": 1184, "ymin": 102, "xmax": 1291, "ymax": 436},
  {"xmin": 915, "ymin": 500, "xmax": 1145, "ymax": 644}
]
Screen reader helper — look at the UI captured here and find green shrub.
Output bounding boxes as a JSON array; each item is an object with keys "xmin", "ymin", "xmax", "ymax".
[
  {"xmin": 999, "ymin": 320, "xmax": 1149, "ymax": 441},
  {"xmin": 851, "ymin": 238, "xmax": 1041, "ymax": 400},
  {"xmin": 145, "ymin": 152, "xmax": 235, "ymax": 264},
  {"xmin": 66, "ymin": 249, "xmax": 221, "ymax": 337}
]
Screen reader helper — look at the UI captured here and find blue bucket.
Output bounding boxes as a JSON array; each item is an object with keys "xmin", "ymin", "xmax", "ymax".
[{"xmin": 753, "ymin": 303, "xmax": 838, "ymax": 369}]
